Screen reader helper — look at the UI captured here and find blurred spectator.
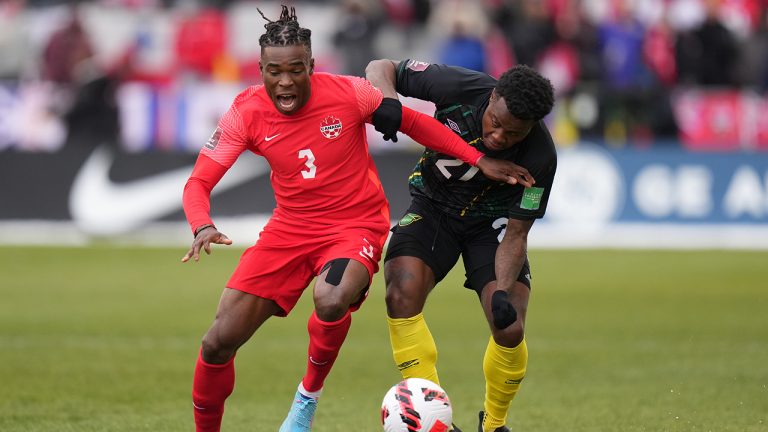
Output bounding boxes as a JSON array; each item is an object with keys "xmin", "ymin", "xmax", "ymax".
[
  {"xmin": 537, "ymin": 1, "xmax": 588, "ymax": 96},
  {"xmin": 596, "ymin": 0, "xmax": 648, "ymax": 90},
  {"xmin": 63, "ymin": 66, "xmax": 122, "ymax": 149},
  {"xmin": 410, "ymin": 0, "xmax": 431, "ymax": 26},
  {"xmin": 643, "ymin": 16, "xmax": 677, "ymax": 87},
  {"xmin": 332, "ymin": 0, "xmax": 381, "ymax": 77},
  {"xmin": 642, "ymin": 14, "xmax": 679, "ymax": 140},
  {"xmin": 429, "ymin": 0, "xmax": 489, "ymax": 71},
  {"xmin": 677, "ymin": 0, "xmax": 740, "ymax": 86},
  {"xmin": 495, "ymin": 0, "xmax": 555, "ymax": 67},
  {"xmin": 38, "ymin": 4, "xmax": 125, "ymax": 149},
  {"xmin": 437, "ymin": 21, "xmax": 487, "ymax": 72},
  {"xmin": 737, "ymin": 5, "xmax": 768, "ymax": 91},
  {"xmin": 41, "ymin": 8, "xmax": 94, "ymax": 85},
  {"xmin": 380, "ymin": 0, "xmax": 415, "ymax": 27},
  {"xmin": 0, "ymin": 0, "xmax": 32, "ymax": 81},
  {"xmin": 174, "ymin": 2, "xmax": 229, "ymax": 80}
]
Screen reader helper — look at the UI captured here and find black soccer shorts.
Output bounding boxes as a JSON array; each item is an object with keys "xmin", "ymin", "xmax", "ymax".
[{"xmin": 385, "ymin": 197, "xmax": 532, "ymax": 295}]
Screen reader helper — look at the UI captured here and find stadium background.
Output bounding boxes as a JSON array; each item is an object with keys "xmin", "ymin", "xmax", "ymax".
[
  {"xmin": 1, "ymin": 0, "xmax": 767, "ymax": 247},
  {"xmin": 1, "ymin": 1, "xmax": 767, "ymax": 431}
]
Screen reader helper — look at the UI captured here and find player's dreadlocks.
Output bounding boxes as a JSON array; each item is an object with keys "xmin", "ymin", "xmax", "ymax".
[
  {"xmin": 495, "ymin": 65, "xmax": 554, "ymax": 121},
  {"xmin": 257, "ymin": 5, "xmax": 312, "ymax": 53}
]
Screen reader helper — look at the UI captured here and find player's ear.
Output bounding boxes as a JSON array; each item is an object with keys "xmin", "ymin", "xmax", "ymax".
[{"xmin": 309, "ymin": 58, "xmax": 315, "ymax": 75}]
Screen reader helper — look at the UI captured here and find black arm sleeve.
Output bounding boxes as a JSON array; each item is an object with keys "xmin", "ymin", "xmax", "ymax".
[{"xmin": 394, "ymin": 59, "xmax": 497, "ymax": 107}]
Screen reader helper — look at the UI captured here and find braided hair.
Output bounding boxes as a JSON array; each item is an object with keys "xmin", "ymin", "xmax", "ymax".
[
  {"xmin": 257, "ymin": 5, "xmax": 312, "ymax": 54},
  {"xmin": 495, "ymin": 65, "xmax": 554, "ymax": 121}
]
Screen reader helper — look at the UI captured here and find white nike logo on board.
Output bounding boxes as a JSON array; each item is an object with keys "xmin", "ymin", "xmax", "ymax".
[
  {"xmin": 264, "ymin": 134, "xmax": 280, "ymax": 141},
  {"xmin": 69, "ymin": 146, "xmax": 270, "ymax": 236}
]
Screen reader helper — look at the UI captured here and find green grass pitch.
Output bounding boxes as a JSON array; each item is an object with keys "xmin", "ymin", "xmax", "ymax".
[{"xmin": 1, "ymin": 246, "xmax": 766, "ymax": 431}]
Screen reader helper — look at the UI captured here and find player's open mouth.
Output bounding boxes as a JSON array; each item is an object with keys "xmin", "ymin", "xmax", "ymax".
[{"xmin": 277, "ymin": 95, "xmax": 297, "ymax": 111}]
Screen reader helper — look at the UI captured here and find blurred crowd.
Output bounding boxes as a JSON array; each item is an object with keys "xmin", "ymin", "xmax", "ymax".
[{"xmin": 1, "ymin": 0, "xmax": 767, "ymax": 151}]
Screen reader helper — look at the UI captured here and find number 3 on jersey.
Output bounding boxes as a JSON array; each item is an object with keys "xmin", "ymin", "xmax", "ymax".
[{"xmin": 298, "ymin": 149, "xmax": 316, "ymax": 179}]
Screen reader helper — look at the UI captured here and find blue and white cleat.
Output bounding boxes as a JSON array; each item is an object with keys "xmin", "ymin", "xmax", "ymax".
[{"xmin": 278, "ymin": 390, "xmax": 318, "ymax": 432}]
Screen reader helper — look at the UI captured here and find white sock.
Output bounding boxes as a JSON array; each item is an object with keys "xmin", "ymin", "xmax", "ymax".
[{"xmin": 298, "ymin": 382, "xmax": 322, "ymax": 400}]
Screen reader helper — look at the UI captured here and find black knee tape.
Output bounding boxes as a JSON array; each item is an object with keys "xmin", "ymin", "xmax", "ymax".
[
  {"xmin": 322, "ymin": 258, "xmax": 350, "ymax": 286},
  {"xmin": 491, "ymin": 290, "xmax": 517, "ymax": 329}
]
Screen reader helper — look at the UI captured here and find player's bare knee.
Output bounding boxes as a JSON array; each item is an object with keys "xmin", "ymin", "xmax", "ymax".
[
  {"xmin": 492, "ymin": 321, "xmax": 524, "ymax": 348},
  {"xmin": 384, "ymin": 284, "xmax": 408, "ymax": 314},
  {"xmin": 201, "ymin": 334, "xmax": 235, "ymax": 364},
  {"xmin": 313, "ymin": 293, "xmax": 348, "ymax": 321}
]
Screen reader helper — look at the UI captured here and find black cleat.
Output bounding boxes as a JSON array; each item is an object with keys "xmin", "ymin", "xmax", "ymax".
[
  {"xmin": 450, "ymin": 423, "xmax": 462, "ymax": 432},
  {"xmin": 477, "ymin": 411, "xmax": 511, "ymax": 432}
]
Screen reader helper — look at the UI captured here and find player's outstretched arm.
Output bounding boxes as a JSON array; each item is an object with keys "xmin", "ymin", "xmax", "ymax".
[{"xmin": 398, "ymin": 106, "xmax": 536, "ymax": 186}]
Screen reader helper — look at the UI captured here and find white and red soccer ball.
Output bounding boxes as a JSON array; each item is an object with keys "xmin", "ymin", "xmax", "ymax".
[{"xmin": 381, "ymin": 378, "xmax": 453, "ymax": 432}]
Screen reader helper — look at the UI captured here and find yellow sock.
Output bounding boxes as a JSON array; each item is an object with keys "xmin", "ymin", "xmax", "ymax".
[
  {"xmin": 387, "ymin": 313, "xmax": 440, "ymax": 385},
  {"xmin": 482, "ymin": 336, "xmax": 527, "ymax": 431}
]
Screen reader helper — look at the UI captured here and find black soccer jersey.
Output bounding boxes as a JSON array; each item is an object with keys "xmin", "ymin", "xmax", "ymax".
[{"xmin": 395, "ymin": 59, "xmax": 557, "ymax": 220}]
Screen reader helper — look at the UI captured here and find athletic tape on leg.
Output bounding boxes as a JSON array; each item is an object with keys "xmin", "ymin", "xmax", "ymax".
[
  {"xmin": 491, "ymin": 290, "xmax": 517, "ymax": 329},
  {"xmin": 322, "ymin": 258, "xmax": 350, "ymax": 286}
]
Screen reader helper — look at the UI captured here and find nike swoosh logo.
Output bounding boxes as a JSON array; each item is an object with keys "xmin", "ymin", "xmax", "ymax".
[
  {"xmin": 309, "ymin": 356, "xmax": 329, "ymax": 366},
  {"xmin": 264, "ymin": 134, "xmax": 280, "ymax": 141},
  {"xmin": 69, "ymin": 146, "xmax": 270, "ymax": 235}
]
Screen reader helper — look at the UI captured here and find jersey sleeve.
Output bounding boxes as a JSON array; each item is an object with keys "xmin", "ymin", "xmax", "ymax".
[
  {"xmin": 395, "ymin": 59, "xmax": 497, "ymax": 106},
  {"xmin": 200, "ymin": 92, "xmax": 254, "ymax": 168},
  {"xmin": 399, "ymin": 106, "xmax": 483, "ymax": 166},
  {"xmin": 183, "ymin": 92, "xmax": 255, "ymax": 233},
  {"xmin": 508, "ymin": 125, "xmax": 558, "ymax": 220},
  {"xmin": 347, "ymin": 75, "xmax": 384, "ymax": 120},
  {"xmin": 182, "ymin": 154, "xmax": 229, "ymax": 234}
]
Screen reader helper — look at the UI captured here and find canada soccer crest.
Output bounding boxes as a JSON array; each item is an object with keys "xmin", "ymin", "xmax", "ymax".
[{"xmin": 320, "ymin": 115, "xmax": 342, "ymax": 139}]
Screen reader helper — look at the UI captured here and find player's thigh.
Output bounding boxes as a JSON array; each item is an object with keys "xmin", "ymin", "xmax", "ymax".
[
  {"xmin": 461, "ymin": 217, "xmax": 533, "ymax": 294},
  {"xmin": 384, "ymin": 255, "xmax": 436, "ymax": 318},
  {"xmin": 227, "ymin": 227, "xmax": 319, "ymax": 317},
  {"xmin": 386, "ymin": 199, "xmax": 462, "ymax": 286}
]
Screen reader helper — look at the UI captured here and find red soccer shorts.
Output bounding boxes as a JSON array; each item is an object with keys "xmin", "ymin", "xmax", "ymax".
[{"xmin": 226, "ymin": 218, "xmax": 388, "ymax": 316}]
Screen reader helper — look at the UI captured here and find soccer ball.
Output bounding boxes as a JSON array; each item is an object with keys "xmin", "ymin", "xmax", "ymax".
[{"xmin": 381, "ymin": 378, "xmax": 453, "ymax": 432}]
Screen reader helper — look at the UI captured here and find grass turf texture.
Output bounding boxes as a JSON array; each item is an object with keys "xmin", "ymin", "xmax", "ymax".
[{"xmin": 1, "ymin": 247, "xmax": 766, "ymax": 431}]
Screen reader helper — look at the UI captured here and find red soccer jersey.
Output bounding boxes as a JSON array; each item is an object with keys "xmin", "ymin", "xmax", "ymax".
[{"xmin": 200, "ymin": 73, "xmax": 388, "ymax": 227}]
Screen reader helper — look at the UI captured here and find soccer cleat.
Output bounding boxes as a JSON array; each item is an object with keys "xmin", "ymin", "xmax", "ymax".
[
  {"xmin": 279, "ymin": 390, "xmax": 318, "ymax": 432},
  {"xmin": 477, "ymin": 411, "xmax": 511, "ymax": 432},
  {"xmin": 450, "ymin": 423, "xmax": 463, "ymax": 432}
]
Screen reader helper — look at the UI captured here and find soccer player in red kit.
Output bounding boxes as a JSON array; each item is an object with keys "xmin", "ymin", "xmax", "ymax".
[{"xmin": 181, "ymin": 6, "xmax": 532, "ymax": 432}]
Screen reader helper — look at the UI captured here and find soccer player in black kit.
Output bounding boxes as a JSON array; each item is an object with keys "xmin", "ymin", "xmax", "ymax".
[{"xmin": 366, "ymin": 59, "xmax": 556, "ymax": 432}]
